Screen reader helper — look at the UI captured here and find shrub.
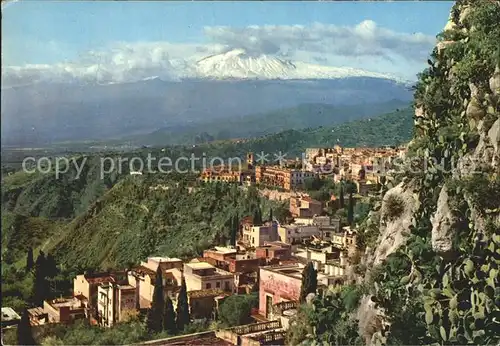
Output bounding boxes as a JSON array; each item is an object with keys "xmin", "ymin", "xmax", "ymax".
[{"xmin": 382, "ymin": 194, "xmax": 405, "ymax": 222}]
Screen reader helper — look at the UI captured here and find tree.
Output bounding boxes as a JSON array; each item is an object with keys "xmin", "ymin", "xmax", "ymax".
[
  {"xmin": 32, "ymin": 251, "xmax": 49, "ymax": 306},
  {"xmin": 18, "ymin": 308, "xmax": 37, "ymax": 346},
  {"xmin": 269, "ymin": 208, "xmax": 273, "ymax": 222},
  {"xmin": 26, "ymin": 247, "xmax": 34, "ymax": 273},
  {"xmin": 252, "ymin": 269, "xmax": 260, "ymax": 293},
  {"xmin": 146, "ymin": 266, "xmax": 165, "ymax": 333},
  {"xmin": 299, "ymin": 262, "xmax": 317, "ymax": 303},
  {"xmin": 230, "ymin": 214, "xmax": 238, "ymax": 247},
  {"xmin": 252, "ymin": 205, "xmax": 262, "ymax": 225},
  {"xmin": 176, "ymin": 276, "xmax": 190, "ymax": 331},
  {"xmin": 218, "ymin": 294, "xmax": 257, "ymax": 327},
  {"xmin": 339, "ymin": 183, "xmax": 345, "ymax": 209},
  {"xmin": 163, "ymin": 296, "xmax": 177, "ymax": 334},
  {"xmin": 347, "ymin": 193, "xmax": 354, "ymax": 226},
  {"xmin": 44, "ymin": 253, "xmax": 58, "ymax": 278}
]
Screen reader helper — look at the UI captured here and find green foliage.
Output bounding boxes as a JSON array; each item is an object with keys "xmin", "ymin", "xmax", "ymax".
[
  {"xmin": 32, "ymin": 251, "xmax": 50, "ymax": 306},
  {"xmin": 26, "ymin": 247, "xmax": 34, "ymax": 273},
  {"xmin": 347, "ymin": 193, "xmax": 354, "ymax": 226},
  {"xmin": 288, "ymin": 287, "xmax": 362, "ymax": 346},
  {"xmin": 163, "ymin": 296, "xmax": 176, "ymax": 334},
  {"xmin": 218, "ymin": 293, "xmax": 258, "ymax": 327},
  {"xmin": 176, "ymin": 277, "xmax": 190, "ymax": 331},
  {"xmin": 299, "ymin": 262, "xmax": 318, "ymax": 303},
  {"xmin": 369, "ymin": 2, "xmax": 500, "ymax": 345},
  {"xmin": 146, "ymin": 266, "xmax": 165, "ymax": 333},
  {"xmin": 382, "ymin": 194, "xmax": 405, "ymax": 222},
  {"xmin": 18, "ymin": 308, "xmax": 37, "ymax": 346}
]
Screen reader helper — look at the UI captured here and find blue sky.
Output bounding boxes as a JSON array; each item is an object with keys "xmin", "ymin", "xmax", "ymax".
[{"xmin": 2, "ymin": 1, "xmax": 454, "ymax": 83}]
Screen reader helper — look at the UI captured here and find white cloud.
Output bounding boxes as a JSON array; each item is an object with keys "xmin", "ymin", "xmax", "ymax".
[
  {"xmin": 2, "ymin": 21, "xmax": 436, "ymax": 86},
  {"xmin": 204, "ymin": 20, "xmax": 435, "ymax": 62}
]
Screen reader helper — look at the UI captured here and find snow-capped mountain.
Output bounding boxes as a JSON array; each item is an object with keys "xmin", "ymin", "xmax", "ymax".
[
  {"xmin": 2, "ymin": 48, "xmax": 414, "ymax": 147},
  {"xmin": 194, "ymin": 49, "xmax": 406, "ymax": 82}
]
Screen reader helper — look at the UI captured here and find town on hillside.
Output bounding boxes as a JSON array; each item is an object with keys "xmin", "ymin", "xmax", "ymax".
[
  {"xmin": 200, "ymin": 145, "xmax": 407, "ymax": 193},
  {"xmin": 3, "ymin": 145, "xmax": 404, "ymax": 345}
]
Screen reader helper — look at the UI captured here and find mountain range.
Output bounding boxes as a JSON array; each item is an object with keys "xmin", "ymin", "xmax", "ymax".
[{"xmin": 1, "ymin": 49, "xmax": 414, "ymax": 147}]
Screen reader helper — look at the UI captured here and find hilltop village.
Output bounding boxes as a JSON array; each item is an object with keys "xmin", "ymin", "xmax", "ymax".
[{"xmin": 4, "ymin": 145, "xmax": 408, "ymax": 345}]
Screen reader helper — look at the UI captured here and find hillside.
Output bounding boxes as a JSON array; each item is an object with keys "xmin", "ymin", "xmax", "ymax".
[
  {"xmin": 134, "ymin": 100, "xmax": 410, "ymax": 146},
  {"xmin": 196, "ymin": 107, "xmax": 413, "ymax": 158},
  {"xmin": 286, "ymin": 1, "xmax": 500, "ymax": 345},
  {"xmin": 1, "ymin": 106, "xmax": 412, "ymax": 270}
]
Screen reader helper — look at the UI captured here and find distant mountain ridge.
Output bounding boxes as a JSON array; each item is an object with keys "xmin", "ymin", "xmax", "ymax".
[
  {"xmin": 133, "ymin": 100, "xmax": 410, "ymax": 146},
  {"xmin": 1, "ymin": 77, "xmax": 412, "ymax": 147}
]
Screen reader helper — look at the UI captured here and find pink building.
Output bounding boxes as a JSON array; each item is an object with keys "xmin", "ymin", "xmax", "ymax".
[{"xmin": 258, "ymin": 264, "xmax": 303, "ymax": 319}]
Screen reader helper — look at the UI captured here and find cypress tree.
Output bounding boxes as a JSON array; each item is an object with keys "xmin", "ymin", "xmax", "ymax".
[
  {"xmin": 347, "ymin": 193, "xmax": 354, "ymax": 226},
  {"xmin": 176, "ymin": 276, "xmax": 191, "ymax": 331},
  {"xmin": 32, "ymin": 251, "xmax": 49, "ymax": 306},
  {"xmin": 299, "ymin": 262, "xmax": 318, "ymax": 303},
  {"xmin": 18, "ymin": 308, "xmax": 37, "ymax": 346},
  {"xmin": 45, "ymin": 253, "xmax": 58, "ymax": 278},
  {"xmin": 339, "ymin": 183, "xmax": 345, "ymax": 209},
  {"xmin": 163, "ymin": 295, "xmax": 177, "ymax": 334},
  {"xmin": 252, "ymin": 269, "xmax": 260, "ymax": 292},
  {"xmin": 253, "ymin": 205, "xmax": 262, "ymax": 225},
  {"xmin": 26, "ymin": 247, "xmax": 34, "ymax": 273},
  {"xmin": 146, "ymin": 266, "xmax": 165, "ymax": 333},
  {"xmin": 230, "ymin": 214, "xmax": 238, "ymax": 247}
]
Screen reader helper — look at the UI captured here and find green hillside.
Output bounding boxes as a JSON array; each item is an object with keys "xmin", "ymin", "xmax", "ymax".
[
  {"xmin": 1, "ymin": 107, "xmax": 413, "ymax": 269},
  {"xmin": 195, "ymin": 107, "xmax": 413, "ymax": 159},
  {"xmin": 135, "ymin": 100, "xmax": 410, "ymax": 146}
]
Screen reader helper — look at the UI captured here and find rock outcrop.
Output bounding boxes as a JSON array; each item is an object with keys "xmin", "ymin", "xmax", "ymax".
[
  {"xmin": 431, "ymin": 185, "xmax": 458, "ymax": 258},
  {"xmin": 356, "ymin": 1, "xmax": 500, "ymax": 344},
  {"xmin": 371, "ymin": 183, "xmax": 419, "ymax": 266}
]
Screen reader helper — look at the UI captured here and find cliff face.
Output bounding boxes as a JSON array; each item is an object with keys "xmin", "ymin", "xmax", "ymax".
[{"xmin": 357, "ymin": 1, "xmax": 500, "ymax": 345}]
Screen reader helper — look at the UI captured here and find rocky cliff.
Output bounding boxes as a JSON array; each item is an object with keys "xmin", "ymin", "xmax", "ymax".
[{"xmin": 357, "ymin": 1, "xmax": 499, "ymax": 344}]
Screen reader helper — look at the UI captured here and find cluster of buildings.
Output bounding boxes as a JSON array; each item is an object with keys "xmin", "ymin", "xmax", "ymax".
[
  {"xmin": 199, "ymin": 146, "xmax": 407, "ymax": 193},
  {"xmin": 18, "ymin": 195, "xmax": 358, "ymax": 345}
]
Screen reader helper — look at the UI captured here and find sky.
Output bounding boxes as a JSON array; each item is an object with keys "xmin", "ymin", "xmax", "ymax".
[{"xmin": 2, "ymin": 1, "xmax": 454, "ymax": 84}]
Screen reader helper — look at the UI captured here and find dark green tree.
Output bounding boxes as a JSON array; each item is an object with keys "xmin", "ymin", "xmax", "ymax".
[
  {"xmin": 339, "ymin": 183, "xmax": 345, "ymax": 209},
  {"xmin": 252, "ymin": 205, "xmax": 262, "ymax": 225},
  {"xmin": 230, "ymin": 213, "xmax": 239, "ymax": 247},
  {"xmin": 26, "ymin": 247, "xmax": 34, "ymax": 273},
  {"xmin": 252, "ymin": 269, "xmax": 260, "ymax": 292},
  {"xmin": 299, "ymin": 262, "xmax": 318, "ymax": 303},
  {"xmin": 32, "ymin": 251, "xmax": 49, "ymax": 306},
  {"xmin": 176, "ymin": 276, "xmax": 191, "ymax": 331},
  {"xmin": 44, "ymin": 253, "xmax": 58, "ymax": 278},
  {"xmin": 163, "ymin": 295, "xmax": 177, "ymax": 334},
  {"xmin": 17, "ymin": 308, "xmax": 37, "ymax": 346},
  {"xmin": 218, "ymin": 294, "xmax": 258, "ymax": 327},
  {"xmin": 269, "ymin": 208, "xmax": 273, "ymax": 222},
  {"xmin": 347, "ymin": 193, "xmax": 354, "ymax": 226},
  {"xmin": 146, "ymin": 265, "xmax": 165, "ymax": 333}
]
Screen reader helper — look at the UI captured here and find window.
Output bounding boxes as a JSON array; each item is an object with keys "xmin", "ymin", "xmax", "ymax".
[
  {"xmin": 216, "ymin": 281, "xmax": 220, "ymax": 288},
  {"xmin": 224, "ymin": 281, "xmax": 230, "ymax": 290},
  {"xmin": 206, "ymin": 283, "xmax": 211, "ymax": 289}
]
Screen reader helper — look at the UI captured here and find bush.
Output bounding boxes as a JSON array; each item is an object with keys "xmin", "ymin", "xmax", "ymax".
[
  {"xmin": 382, "ymin": 194, "xmax": 405, "ymax": 221},
  {"xmin": 218, "ymin": 294, "xmax": 258, "ymax": 327}
]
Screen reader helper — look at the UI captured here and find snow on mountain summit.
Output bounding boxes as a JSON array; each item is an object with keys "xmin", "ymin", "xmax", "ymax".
[
  {"xmin": 196, "ymin": 49, "xmax": 297, "ymax": 79},
  {"xmin": 194, "ymin": 48, "xmax": 405, "ymax": 82}
]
